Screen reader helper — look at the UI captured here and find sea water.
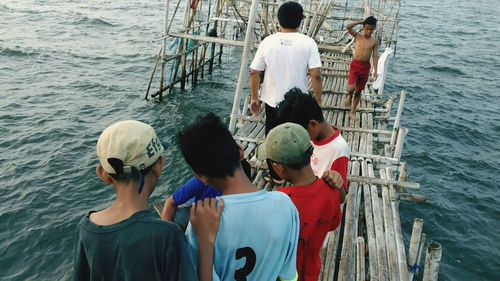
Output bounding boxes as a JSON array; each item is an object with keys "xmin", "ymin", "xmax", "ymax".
[{"xmin": 0, "ymin": 0, "xmax": 499, "ymax": 280}]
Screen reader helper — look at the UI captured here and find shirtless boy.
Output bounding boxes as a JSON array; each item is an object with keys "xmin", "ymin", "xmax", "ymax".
[{"xmin": 345, "ymin": 16, "xmax": 379, "ymax": 120}]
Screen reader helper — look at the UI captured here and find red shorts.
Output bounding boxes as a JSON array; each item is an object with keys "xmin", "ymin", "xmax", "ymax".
[{"xmin": 348, "ymin": 59, "xmax": 371, "ymax": 91}]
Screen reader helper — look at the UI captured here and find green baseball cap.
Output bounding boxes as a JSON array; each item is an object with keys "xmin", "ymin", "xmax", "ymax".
[{"xmin": 256, "ymin": 122, "xmax": 313, "ymax": 164}]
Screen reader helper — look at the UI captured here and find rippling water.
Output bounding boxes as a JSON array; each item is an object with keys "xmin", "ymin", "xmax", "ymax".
[{"xmin": 1, "ymin": 0, "xmax": 499, "ymax": 280}]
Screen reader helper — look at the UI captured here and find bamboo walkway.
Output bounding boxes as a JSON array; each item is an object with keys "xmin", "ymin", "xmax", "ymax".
[
  {"xmin": 150, "ymin": 0, "xmax": 442, "ymax": 279},
  {"xmin": 232, "ymin": 49, "xmax": 435, "ymax": 281}
]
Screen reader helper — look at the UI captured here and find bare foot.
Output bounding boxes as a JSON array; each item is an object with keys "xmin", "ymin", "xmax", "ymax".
[
  {"xmin": 344, "ymin": 95, "xmax": 351, "ymax": 107},
  {"xmin": 348, "ymin": 111, "xmax": 358, "ymax": 121}
]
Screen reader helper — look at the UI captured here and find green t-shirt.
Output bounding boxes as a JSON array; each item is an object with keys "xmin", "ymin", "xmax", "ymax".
[{"xmin": 74, "ymin": 210, "xmax": 197, "ymax": 281}]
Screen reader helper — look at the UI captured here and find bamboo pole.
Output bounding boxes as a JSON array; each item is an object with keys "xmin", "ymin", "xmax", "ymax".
[
  {"xmin": 159, "ymin": 0, "xmax": 170, "ymax": 101},
  {"xmin": 390, "ymin": 90, "xmax": 406, "ymax": 145},
  {"xmin": 363, "ymin": 181, "xmax": 379, "ymax": 281},
  {"xmin": 228, "ymin": 0, "xmax": 259, "ymax": 133},
  {"xmin": 407, "ymin": 218, "xmax": 423, "ymax": 279},
  {"xmin": 356, "ymin": 237, "xmax": 366, "ymax": 281},
  {"xmin": 415, "ymin": 233, "xmax": 427, "ymax": 276},
  {"xmin": 393, "ymin": 128, "xmax": 408, "ymax": 160},
  {"xmin": 387, "ymin": 167, "xmax": 409, "ymax": 281},
  {"xmin": 368, "ymin": 163, "xmax": 388, "ymax": 281},
  {"xmin": 338, "ymin": 159, "xmax": 361, "ymax": 281},
  {"xmin": 347, "ymin": 176, "xmax": 420, "ymax": 190},
  {"xmin": 322, "ymin": 229, "xmax": 341, "ymax": 281},
  {"xmin": 145, "ymin": 48, "xmax": 163, "ymax": 99},
  {"xmin": 380, "ymin": 172, "xmax": 399, "ymax": 281},
  {"xmin": 422, "ymin": 242, "xmax": 442, "ymax": 281}
]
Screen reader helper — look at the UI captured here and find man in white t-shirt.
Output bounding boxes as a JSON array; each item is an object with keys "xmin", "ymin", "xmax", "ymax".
[
  {"xmin": 249, "ymin": 1, "xmax": 322, "ymax": 135},
  {"xmin": 249, "ymin": 1, "xmax": 322, "ymax": 182}
]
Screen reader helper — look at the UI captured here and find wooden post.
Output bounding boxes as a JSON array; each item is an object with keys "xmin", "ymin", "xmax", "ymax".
[
  {"xmin": 408, "ymin": 218, "xmax": 423, "ymax": 279},
  {"xmin": 422, "ymin": 242, "xmax": 442, "ymax": 281},
  {"xmin": 228, "ymin": 0, "xmax": 259, "ymax": 133}
]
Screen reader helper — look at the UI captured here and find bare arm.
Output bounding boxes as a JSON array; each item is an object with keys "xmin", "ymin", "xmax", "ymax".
[
  {"xmin": 160, "ymin": 196, "xmax": 177, "ymax": 221},
  {"xmin": 249, "ymin": 69, "xmax": 262, "ymax": 115},
  {"xmin": 309, "ymin": 67, "xmax": 322, "ymax": 104},
  {"xmin": 346, "ymin": 20, "xmax": 363, "ymax": 38},
  {"xmin": 372, "ymin": 41, "xmax": 379, "ymax": 79},
  {"xmin": 190, "ymin": 198, "xmax": 223, "ymax": 281}
]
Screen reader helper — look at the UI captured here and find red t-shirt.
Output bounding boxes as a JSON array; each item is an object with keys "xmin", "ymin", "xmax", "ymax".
[{"xmin": 277, "ymin": 178, "xmax": 342, "ymax": 281}]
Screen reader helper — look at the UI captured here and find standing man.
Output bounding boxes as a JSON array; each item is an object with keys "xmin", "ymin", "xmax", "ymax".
[
  {"xmin": 249, "ymin": 1, "xmax": 322, "ymax": 133},
  {"xmin": 249, "ymin": 1, "xmax": 322, "ymax": 182}
]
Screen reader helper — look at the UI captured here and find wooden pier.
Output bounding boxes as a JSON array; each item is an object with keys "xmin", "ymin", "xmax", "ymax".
[{"xmin": 150, "ymin": 0, "xmax": 442, "ymax": 280}]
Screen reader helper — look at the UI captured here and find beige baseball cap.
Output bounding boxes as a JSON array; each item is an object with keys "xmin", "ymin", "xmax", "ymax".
[{"xmin": 96, "ymin": 120, "xmax": 164, "ymax": 174}]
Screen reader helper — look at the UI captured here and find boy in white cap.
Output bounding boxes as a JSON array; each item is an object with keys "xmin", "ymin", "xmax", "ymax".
[
  {"xmin": 257, "ymin": 122, "xmax": 342, "ymax": 281},
  {"xmin": 74, "ymin": 120, "xmax": 221, "ymax": 281}
]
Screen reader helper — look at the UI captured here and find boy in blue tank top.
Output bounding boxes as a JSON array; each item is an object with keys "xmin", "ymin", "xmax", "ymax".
[{"xmin": 178, "ymin": 112, "xmax": 300, "ymax": 281}]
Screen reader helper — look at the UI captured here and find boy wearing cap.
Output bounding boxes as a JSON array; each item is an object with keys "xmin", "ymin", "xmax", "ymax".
[
  {"xmin": 277, "ymin": 88, "xmax": 349, "ymax": 200},
  {"xmin": 178, "ymin": 113, "xmax": 300, "ymax": 281},
  {"xmin": 256, "ymin": 122, "xmax": 342, "ymax": 281},
  {"xmin": 74, "ymin": 120, "xmax": 220, "ymax": 281}
]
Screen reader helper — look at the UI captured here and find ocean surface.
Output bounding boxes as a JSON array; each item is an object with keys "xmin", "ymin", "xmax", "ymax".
[{"xmin": 0, "ymin": 0, "xmax": 499, "ymax": 280}]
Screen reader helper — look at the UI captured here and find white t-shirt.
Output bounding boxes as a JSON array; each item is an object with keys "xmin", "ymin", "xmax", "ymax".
[
  {"xmin": 250, "ymin": 32, "xmax": 322, "ymax": 107},
  {"xmin": 310, "ymin": 127, "xmax": 350, "ymax": 187}
]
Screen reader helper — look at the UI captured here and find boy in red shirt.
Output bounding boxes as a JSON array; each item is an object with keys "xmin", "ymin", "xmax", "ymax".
[
  {"xmin": 277, "ymin": 88, "xmax": 349, "ymax": 200},
  {"xmin": 257, "ymin": 122, "xmax": 342, "ymax": 281}
]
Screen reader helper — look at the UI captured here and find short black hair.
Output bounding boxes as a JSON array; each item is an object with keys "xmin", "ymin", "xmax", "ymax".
[
  {"xmin": 277, "ymin": 88, "xmax": 325, "ymax": 129},
  {"xmin": 277, "ymin": 1, "xmax": 304, "ymax": 29},
  {"xmin": 107, "ymin": 157, "xmax": 159, "ymax": 182},
  {"xmin": 177, "ymin": 112, "xmax": 241, "ymax": 178},
  {"xmin": 363, "ymin": 16, "xmax": 377, "ymax": 27}
]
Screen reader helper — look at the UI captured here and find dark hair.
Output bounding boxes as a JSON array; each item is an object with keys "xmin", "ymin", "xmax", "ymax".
[
  {"xmin": 177, "ymin": 112, "xmax": 241, "ymax": 178},
  {"xmin": 363, "ymin": 16, "xmax": 377, "ymax": 27},
  {"xmin": 271, "ymin": 157, "xmax": 311, "ymax": 171},
  {"xmin": 277, "ymin": 88, "xmax": 325, "ymax": 129},
  {"xmin": 108, "ymin": 157, "xmax": 161, "ymax": 194},
  {"xmin": 277, "ymin": 1, "xmax": 304, "ymax": 29}
]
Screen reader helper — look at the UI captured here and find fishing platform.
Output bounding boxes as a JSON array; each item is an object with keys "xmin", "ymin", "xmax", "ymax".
[{"xmin": 149, "ymin": 0, "xmax": 442, "ymax": 280}]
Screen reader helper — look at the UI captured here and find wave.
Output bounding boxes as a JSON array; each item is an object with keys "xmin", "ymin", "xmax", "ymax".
[
  {"xmin": 73, "ymin": 15, "xmax": 116, "ymax": 27},
  {"xmin": 425, "ymin": 65, "xmax": 466, "ymax": 76},
  {"xmin": 0, "ymin": 47, "xmax": 39, "ymax": 58}
]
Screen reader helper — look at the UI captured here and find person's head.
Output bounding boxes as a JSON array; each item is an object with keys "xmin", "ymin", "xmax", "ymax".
[
  {"xmin": 277, "ymin": 1, "xmax": 304, "ymax": 29},
  {"xmin": 362, "ymin": 16, "xmax": 377, "ymax": 37},
  {"xmin": 96, "ymin": 120, "xmax": 165, "ymax": 196},
  {"xmin": 277, "ymin": 87, "xmax": 325, "ymax": 140},
  {"xmin": 256, "ymin": 123, "xmax": 313, "ymax": 181},
  {"xmin": 177, "ymin": 112, "xmax": 241, "ymax": 186}
]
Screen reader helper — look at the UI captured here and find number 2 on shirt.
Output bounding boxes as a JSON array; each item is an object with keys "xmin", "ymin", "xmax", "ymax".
[{"xmin": 234, "ymin": 247, "xmax": 256, "ymax": 281}]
